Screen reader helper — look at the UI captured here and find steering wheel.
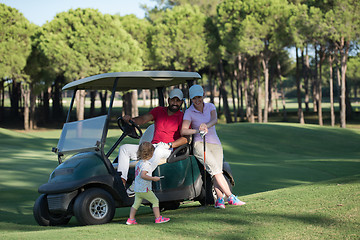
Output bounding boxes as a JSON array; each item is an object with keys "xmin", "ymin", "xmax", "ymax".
[{"xmin": 117, "ymin": 117, "xmax": 143, "ymax": 139}]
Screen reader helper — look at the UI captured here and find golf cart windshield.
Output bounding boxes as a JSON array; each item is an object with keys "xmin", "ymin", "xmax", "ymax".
[{"xmin": 56, "ymin": 115, "xmax": 107, "ymax": 155}]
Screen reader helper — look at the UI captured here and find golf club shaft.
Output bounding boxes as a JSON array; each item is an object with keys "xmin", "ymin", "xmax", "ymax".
[{"xmin": 203, "ymin": 135, "xmax": 206, "ymax": 206}]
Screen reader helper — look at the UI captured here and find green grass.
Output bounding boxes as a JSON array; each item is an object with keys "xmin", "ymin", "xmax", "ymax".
[{"xmin": 0, "ymin": 123, "xmax": 359, "ymax": 239}]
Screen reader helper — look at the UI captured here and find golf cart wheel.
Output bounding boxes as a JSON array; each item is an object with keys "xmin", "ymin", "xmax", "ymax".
[
  {"xmin": 159, "ymin": 201, "xmax": 180, "ymax": 211},
  {"xmin": 33, "ymin": 194, "xmax": 72, "ymax": 226},
  {"xmin": 73, "ymin": 188, "xmax": 115, "ymax": 225}
]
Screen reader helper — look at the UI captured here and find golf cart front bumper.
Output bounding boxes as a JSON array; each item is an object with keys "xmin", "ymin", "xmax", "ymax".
[{"xmin": 46, "ymin": 190, "xmax": 78, "ymax": 213}]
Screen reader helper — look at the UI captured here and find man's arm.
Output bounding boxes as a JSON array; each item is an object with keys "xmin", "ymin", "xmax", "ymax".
[
  {"xmin": 123, "ymin": 112, "xmax": 153, "ymax": 126},
  {"xmin": 171, "ymin": 136, "xmax": 189, "ymax": 148}
]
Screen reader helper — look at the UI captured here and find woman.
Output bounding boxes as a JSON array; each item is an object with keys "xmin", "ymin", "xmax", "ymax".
[{"xmin": 181, "ymin": 85, "xmax": 245, "ymax": 209}]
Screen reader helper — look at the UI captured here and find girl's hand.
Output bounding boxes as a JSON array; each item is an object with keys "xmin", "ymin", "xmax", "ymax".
[{"xmin": 153, "ymin": 176, "xmax": 161, "ymax": 182}]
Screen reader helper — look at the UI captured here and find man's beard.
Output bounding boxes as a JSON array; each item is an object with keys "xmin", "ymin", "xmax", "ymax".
[{"xmin": 168, "ymin": 104, "xmax": 180, "ymax": 113}]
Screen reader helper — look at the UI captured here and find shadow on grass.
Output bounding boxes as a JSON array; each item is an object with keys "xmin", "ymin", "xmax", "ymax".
[
  {"xmin": 111, "ymin": 204, "xmax": 352, "ymax": 240},
  {"xmin": 1, "ymin": 124, "xmax": 360, "ymax": 235}
]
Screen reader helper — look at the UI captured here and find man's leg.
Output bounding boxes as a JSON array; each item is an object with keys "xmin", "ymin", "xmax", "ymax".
[
  {"xmin": 117, "ymin": 144, "xmax": 139, "ymax": 184},
  {"xmin": 148, "ymin": 145, "xmax": 171, "ymax": 172}
]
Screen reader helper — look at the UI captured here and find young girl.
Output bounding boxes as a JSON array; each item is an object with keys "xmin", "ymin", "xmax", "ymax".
[{"xmin": 126, "ymin": 142, "xmax": 170, "ymax": 225}]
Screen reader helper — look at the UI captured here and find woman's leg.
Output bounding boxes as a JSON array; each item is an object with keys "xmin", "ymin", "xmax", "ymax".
[
  {"xmin": 213, "ymin": 173, "xmax": 232, "ymax": 198},
  {"xmin": 194, "ymin": 142, "xmax": 228, "ymax": 199}
]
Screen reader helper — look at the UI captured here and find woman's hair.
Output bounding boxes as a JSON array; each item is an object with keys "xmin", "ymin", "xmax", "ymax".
[{"xmin": 137, "ymin": 142, "xmax": 155, "ymax": 160}]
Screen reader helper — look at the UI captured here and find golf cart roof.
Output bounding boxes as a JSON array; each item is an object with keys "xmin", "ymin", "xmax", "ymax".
[{"xmin": 62, "ymin": 71, "xmax": 201, "ymax": 91}]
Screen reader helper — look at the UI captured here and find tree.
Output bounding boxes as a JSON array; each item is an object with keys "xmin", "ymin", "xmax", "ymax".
[
  {"xmin": 0, "ymin": 4, "xmax": 33, "ymax": 124},
  {"xmin": 217, "ymin": 0, "xmax": 293, "ymax": 123},
  {"xmin": 119, "ymin": 14, "xmax": 153, "ymax": 116},
  {"xmin": 347, "ymin": 56, "xmax": 360, "ymax": 98},
  {"xmin": 166, "ymin": 0, "xmax": 222, "ymax": 16},
  {"xmin": 325, "ymin": 0, "xmax": 360, "ymax": 128},
  {"xmin": 150, "ymin": 4, "xmax": 208, "ymax": 72},
  {"xmin": 37, "ymin": 9, "xmax": 143, "ymax": 120},
  {"xmin": 216, "ymin": 0, "xmax": 261, "ymax": 123}
]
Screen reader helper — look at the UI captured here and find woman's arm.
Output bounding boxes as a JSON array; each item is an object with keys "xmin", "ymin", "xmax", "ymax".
[
  {"xmin": 181, "ymin": 119, "xmax": 198, "ymax": 136},
  {"xmin": 199, "ymin": 110, "xmax": 218, "ymax": 133}
]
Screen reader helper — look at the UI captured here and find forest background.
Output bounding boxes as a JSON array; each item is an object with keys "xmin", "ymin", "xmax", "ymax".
[{"xmin": 1, "ymin": 0, "xmax": 359, "ymax": 131}]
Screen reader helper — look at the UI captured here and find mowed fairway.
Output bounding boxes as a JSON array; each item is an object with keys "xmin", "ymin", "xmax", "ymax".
[{"xmin": 0, "ymin": 123, "xmax": 359, "ymax": 239}]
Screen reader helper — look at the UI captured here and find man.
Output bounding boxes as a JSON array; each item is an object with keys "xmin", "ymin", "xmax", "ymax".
[{"xmin": 118, "ymin": 88, "xmax": 188, "ymax": 188}]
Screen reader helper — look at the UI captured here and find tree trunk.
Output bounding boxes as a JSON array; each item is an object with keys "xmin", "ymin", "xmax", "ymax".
[
  {"xmin": 218, "ymin": 59, "xmax": 232, "ymax": 123},
  {"xmin": 89, "ymin": 91, "xmax": 97, "ymax": 117},
  {"xmin": 296, "ymin": 48, "xmax": 305, "ymax": 124},
  {"xmin": 312, "ymin": 49, "xmax": 318, "ymax": 113},
  {"xmin": 231, "ymin": 69, "xmax": 237, "ymax": 122},
  {"xmin": 10, "ymin": 79, "xmax": 21, "ymax": 119},
  {"xmin": 29, "ymin": 84, "xmax": 36, "ymax": 130},
  {"xmin": 99, "ymin": 91, "xmax": 107, "ymax": 115},
  {"xmin": 122, "ymin": 91, "xmax": 137, "ymax": 117},
  {"xmin": 276, "ymin": 60, "xmax": 287, "ymax": 121},
  {"xmin": 208, "ymin": 70, "xmax": 214, "ymax": 104},
  {"xmin": 269, "ymin": 75, "xmax": 274, "ymax": 113},
  {"xmin": 142, "ymin": 90, "xmax": 146, "ymax": 106},
  {"xmin": 122, "ymin": 92, "xmax": 131, "ymax": 116},
  {"xmin": 76, "ymin": 90, "xmax": 86, "ymax": 121},
  {"xmin": 22, "ymin": 83, "xmax": 30, "ymax": 131},
  {"xmin": 52, "ymin": 76, "xmax": 63, "ymax": 120},
  {"xmin": 247, "ymin": 62, "xmax": 255, "ymax": 123},
  {"xmin": 345, "ymin": 81, "xmax": 352, "ymax": 120},
  {"xmin": 43, "ymin": 87, "xmax": 50, "ymax": 122},
  {"xmin": 339, "ymin": 38, "xmax": 349, "ymax": 128},
  {"xmin": 150, "ymin": 90, "xmax": 153, "ymax": 109},
  {"xmin": 304, "ymin": 47, "xmax": 310, "ymax": 112},
  {"xmin": 261, "ymin": 56, "xmax": 269, "ymax": 123},
  {"xmin": 237, "ymin": 55, "xmax": 245, "ymax": 121},
  {"xmin": 0, "ymin": 79, "xmax": 4, "ymax": 121},
  {"xmin": 217, "ymin": 72, "xmax": 222, "ymax": 112},
  {"xmin": 317, "ymin": 46, "xmax": 326, "ymax": 126},
  {"xmin": 273, "ymin": 80, "xmax": 279, "ymax": 113},
  {"xmin": 131, "ymin": 90, "xmax": 138, "ymax": 118},
  {"xmin": 329, "ymin": 54, "xmax": 335, "ymax": 127},
  {"xmin": 238, "ymin": 80, "xmax": 244, "ymax": 121},
  {"xmin": 256, "ymin": 58, "xmax": 263, "ymax": 123}
]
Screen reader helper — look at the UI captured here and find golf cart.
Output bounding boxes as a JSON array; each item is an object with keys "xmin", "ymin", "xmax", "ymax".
[{"xmin": 33, "ymin": 71, "xmax": 235, "ymax": 226}]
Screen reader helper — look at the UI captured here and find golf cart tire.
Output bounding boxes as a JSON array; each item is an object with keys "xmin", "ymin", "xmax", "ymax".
[
  {"xmin": 33, "ymin": 194, "xmax": 72, "ymax": 226},
  {"xmin": 159, "ymin": 201, "xmax": 180, "ymax": 211},
  {"xmin": 73, "ymin": 188, "xmax": 115, "ymax": 225}
]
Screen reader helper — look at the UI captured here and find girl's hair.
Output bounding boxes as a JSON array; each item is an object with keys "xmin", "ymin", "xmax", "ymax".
[{"xmin": 137, "ymin": 142, "xmax": 155, "ymax": 160}]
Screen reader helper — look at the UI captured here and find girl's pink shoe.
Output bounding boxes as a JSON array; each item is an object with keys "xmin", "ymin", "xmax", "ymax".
[{"xmin": 155, "ymin": 216, "xmax": 170, "ymax": 223}]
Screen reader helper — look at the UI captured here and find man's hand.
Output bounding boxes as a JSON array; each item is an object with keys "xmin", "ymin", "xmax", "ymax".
[
  {"xmin": 122, "ymin": 115, "xmax": 132, "ymax": 123},
  {"xmin": 156, "ymin": 142, "xmax": 170, "ymax": 149}
]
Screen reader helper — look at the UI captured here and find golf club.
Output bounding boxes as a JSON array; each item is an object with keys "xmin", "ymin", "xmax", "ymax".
[{"xmin": 200, "ymin": 130, "xmax": 207, "ymax": 206}]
